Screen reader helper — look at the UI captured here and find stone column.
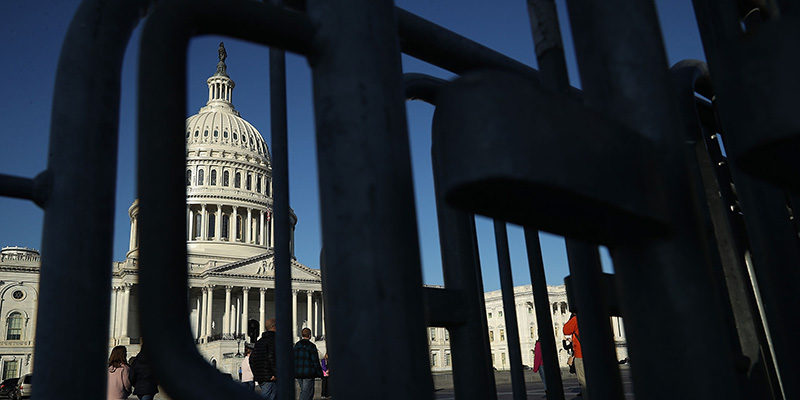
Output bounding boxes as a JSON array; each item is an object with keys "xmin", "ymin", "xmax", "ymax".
[
  {"xmin": 224, "ymin": 286, "xmax": 232, "ymax": 338},
  {"xmin": 259, "ymin": 210, "xmax": 265, "ymax": 246},
  {"xmin": 259, "ymin": 288, "xmax": 267, "ymax": 333},
  {"xmin": 187, "ymin": 206, "xmax": 194, "ymax": 240},
  {"xmin": 121, "ymin": 284, "xmax": 132, "ymax": 340},
  {"xmin": 129, "ymin": 217, "xmax": 137, "ymax": 251},
  {"xmin": 319, "ymin": 296, "xmax": 326, "ymax": 336},
  {"xmin": 215, "ymin": 205, "xmax": 222, "ymax": 241},
  {"xmin": 206, "ymin": 285, "xmax": 214, "ymax": 340},
  {"xmin": 269, "ymin": 211, "xmax": 274, "ymax": 247},
  {"xmin": 201, "ymin": 204, "xmax": 208, "ymax": 240},
  {"xmin": 242, "ymin": 287, "xmax": 250, "ymax": 338},
  {"xmin": 246, "ymin": 208, "xmax": 253, "ymax": 243},
  {"xmin": 200, "ymin": 287, "xmax": 208, "ymax": 340},
  {"xmin": 110, "ymin": 287, "xmax": 119, "ymax": 342},
  {"xmin": 314, "ymin": 296, "xmax": 320, "ymax": 338},
  {"xmin": 195, "ymin": 295, "xmax": 202, "ymax": 340},
  {"xmin": 307, "ymin": 290, "xmax": 313, "ymax": 335},
  {"xmin": 292, "ymin": 289, "xmax": 298, "ymax": 339},
  {"xmin": 232, "ymin": 207, "xmax": 238, "ymax": 242}
]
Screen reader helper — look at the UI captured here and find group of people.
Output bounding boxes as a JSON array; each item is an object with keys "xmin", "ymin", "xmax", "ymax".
[
  {"xmin": 240, "ymin": 318, "xmax": 330, "ymax": 400},
  {"xmin": 532, "ymin": 311, "xmax": 586, "ymax": 399},
  {"xmin": 107, "ymin": 318, "xmax": 330, "ymax": 400},
  {"xmin": 107, "ymin": 344, "xmax": 159, "ymax": 400}
]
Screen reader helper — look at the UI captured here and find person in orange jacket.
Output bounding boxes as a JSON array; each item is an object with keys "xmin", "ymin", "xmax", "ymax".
[{"xmin": 563, "ymin": 312, "xmax": 586, "ymax": 397}]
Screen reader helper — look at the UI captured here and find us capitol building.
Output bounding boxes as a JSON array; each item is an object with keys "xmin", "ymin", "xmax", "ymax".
[
  {"xmin": 0, "ymin": 45, "xmax": 627, "ymax": 381},
  {"xmin": 0, "ymin": 45, "xmax": 325, "ymax": 379}
]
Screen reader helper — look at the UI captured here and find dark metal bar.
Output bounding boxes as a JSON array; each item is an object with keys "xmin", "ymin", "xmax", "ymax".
[
  {"xmin": 396, "ymin": 8, "xmax": 544, "ymax": 83},
  {"xmin": 423, "ymin": 287, "xmax": 468, "ymax": 326},
  {"xmin": 525, "ymin": 2, "xmax": 617, "ymax": 398},
  {"xmin": 307, "ymin": 0, "xmax": 434, "ymax": 398},
  {"xmin": 564, "ymin": 242, "xmax": 625, "ymax": 400},
  {"xmin": 269, "ymin": 3, "xmax": 294, "ymax": 396},
  {"xmin": 523, "ymin": 228, "xmax": 565, "ymax": 400},
  {"xmin": 421, "ymin": 72, "xmax": 498, "ymax": 399},
  {"xmin": 671, "ymin": 60, "xmax": 781, "ymax": 399},
  {"xmin": 136, "ymin": 0, "xmax": 315, "ymax": 398},
  {"xmin": 693, "ymin": 1, "xmax": 800, "ymax": 396},
  {"xmin": 0, "ymin": 173, "xmax": 49, "ymax": 207},
  {"xmin": 404, "ymin": 73, "xmax": 448, "ymax": 105},
  {"xmin": 31, "ymin": 1, "xmax": 153, "ymax": 398},
  {"xmin": 493, "ymin": 221, "xmax": 527, "ymax": 400},
  {"xmin": 565, "ymin": 0, "xmax": 746, "ymax": 398}
]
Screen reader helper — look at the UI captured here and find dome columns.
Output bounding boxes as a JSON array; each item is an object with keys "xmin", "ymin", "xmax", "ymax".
[{"xmin": 185, "ymin": 203, "xmax": 274, "ymax": 247}]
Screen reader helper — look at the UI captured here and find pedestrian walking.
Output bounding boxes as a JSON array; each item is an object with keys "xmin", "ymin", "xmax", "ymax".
[
  {"xmin": 241, "ymin": 347, "xmax": 255, "ymax": 391},
  {"xmin": 129, "ymin": 344, "xmax": 159, "ymax": 400},
  {"xmin": 533, "ymin": 338, "xmax": 547, "ymax": 397},
  {"xmin": 321, "ymin": 353, "xmax": 330, "ymax": 399},
  {"xmin": 107, "ymin": 345, "xmax": 132, "ymax": 400},
  {"xmin": 250, "ymin": 318, "xmax": 277, "ymax": 400},
  {"xmin": 563, "ymin": 312, "xmax": 586, "ymax": 398},
  {"xmin": 294, "ymin": 328, "xmax": 323, "ymax": 400}
]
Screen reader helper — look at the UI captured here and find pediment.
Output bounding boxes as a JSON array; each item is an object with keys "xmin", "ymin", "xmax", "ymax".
[{"xmin": 204, "ymin": 251, "xmax": 321, "ymax": 282}]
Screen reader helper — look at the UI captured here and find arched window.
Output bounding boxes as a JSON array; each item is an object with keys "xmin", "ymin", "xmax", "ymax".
[
  {"xmin": 256, "ymin": 174, "xmax": 262, "ymax": 193},
  {"xmin": 208, "ymin": 214, "xmax": 216, "ymax": 238},
  {"xmin": 236, "ymin": 215, "xmax": 243, "ymax": 240},
  {"xmin": 186, "ymin": 170, "xmax": 192, "ymax": 186},
  {"xmin": 198, "ymin": 169, "xmax": 205, "ymax": 185},
  {"xmin": 6, "ymin": 312, "xmax": 22, "ymax": 340},
  {"xmin": 223, "ymin": 171, "xmax": 229, "ymax": 187},
  {"xmin": 235, "ymin": 172, "xmax": 241, "ymax": 188},
  {"xmin": 210, "ymin": 170, "xmax": 217, "ymax": 186},
  {"xmin": 222, "ymin": 215, "xmax": 229, "ymax": 240},
  {"xmin": 246, "ymin": 174, "xmax": 252, "ymax": 191}
]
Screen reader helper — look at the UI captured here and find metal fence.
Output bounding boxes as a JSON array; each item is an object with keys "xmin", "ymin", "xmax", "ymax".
[{"xmin": 0, "ymin": 0, "xmax": 797, "ymax": 399}]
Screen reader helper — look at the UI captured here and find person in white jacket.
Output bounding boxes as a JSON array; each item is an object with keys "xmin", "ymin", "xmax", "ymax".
[{"xmin": 241, "ymin": 347, "xmax": 255, "ymax": 391}]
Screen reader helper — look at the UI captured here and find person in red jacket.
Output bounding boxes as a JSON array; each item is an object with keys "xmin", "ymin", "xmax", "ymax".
[{"xmin": 563, "ymin": 312, "xmax": 586, "ymax": 397}]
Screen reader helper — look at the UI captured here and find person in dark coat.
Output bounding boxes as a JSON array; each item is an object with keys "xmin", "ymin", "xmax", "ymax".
[
  {"xmin": 250, "ymin": 318, "xmax": 277, "ymax": 400},
  {"xmin": 129, "ymin": 345, "xmax": 159, "ymax": 400},
  {"xmin": 294, "ymin": 328, "xmax": 323, "ymax": 400}
]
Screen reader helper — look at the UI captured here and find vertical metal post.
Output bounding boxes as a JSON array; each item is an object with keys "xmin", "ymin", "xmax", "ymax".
[
  {"xmin": 523, "ymin": 228, "xmax": 565, "ymax": 400},
  {"xmin": 307, "ymin": 0, "xmax": 434, "ymax": 398},
  {"xmin": 565, "ymin": 1, "xmax": 745, "ymax": 398},
  {"xmin": 32, "ymin": 1, "xmax": 148, "ymax": 399},
  {"xmin": 425, "ymin": 74, "xmax": 498, "ymax": 400},
  {"xmin": 269, "ymin": 16, "xmax": 295, "ymax": 398},
  {"xmin": 494, "ymin": 221, "xmax": 527, "ymax": 400},
  {"xmin": 565, "ymin": 241, "xmax": 625, "ymax": 399},
  {"xmin": 527, "ymin": 1, "xmax": 625, "ymax": 398},
  {"xmin": 692, "ymin": 2, "xmax": 800, "ymax": 396}
]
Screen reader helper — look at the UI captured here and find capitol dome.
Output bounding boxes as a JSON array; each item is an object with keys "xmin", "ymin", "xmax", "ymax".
[{"xmin": 127, "ymin": 43, "xmax": 297, "ymax": 261}]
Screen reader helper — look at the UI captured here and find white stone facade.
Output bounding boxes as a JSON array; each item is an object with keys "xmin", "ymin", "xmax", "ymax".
[
  {"xmin": 0, "ymin": 247, "xmax": 38, "ymax": 379},
  {"xmin": 429, "ymin": 284, "xmax": 628, "ymax": 372}
]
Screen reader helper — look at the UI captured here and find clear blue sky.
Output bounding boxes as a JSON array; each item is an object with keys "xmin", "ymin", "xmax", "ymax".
[{"xmin": 0, "ymin": 0, "xmax": 705, "ymax": 291}]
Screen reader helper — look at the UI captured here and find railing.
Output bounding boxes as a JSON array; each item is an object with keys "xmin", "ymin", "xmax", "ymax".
[{"xmin": 0, "ymin": 0, "xmax": 797, "ymax": 399}]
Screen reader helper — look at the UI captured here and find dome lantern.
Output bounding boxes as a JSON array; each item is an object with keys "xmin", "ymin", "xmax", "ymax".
[{"xmin": 202, "ymin": 42, "xmax": 238, "ymax": 116}]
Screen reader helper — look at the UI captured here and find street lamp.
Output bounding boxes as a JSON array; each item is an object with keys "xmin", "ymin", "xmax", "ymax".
[{"xmin": 236, "ymin": 335, "xmax": 242, "ymax": 357}]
